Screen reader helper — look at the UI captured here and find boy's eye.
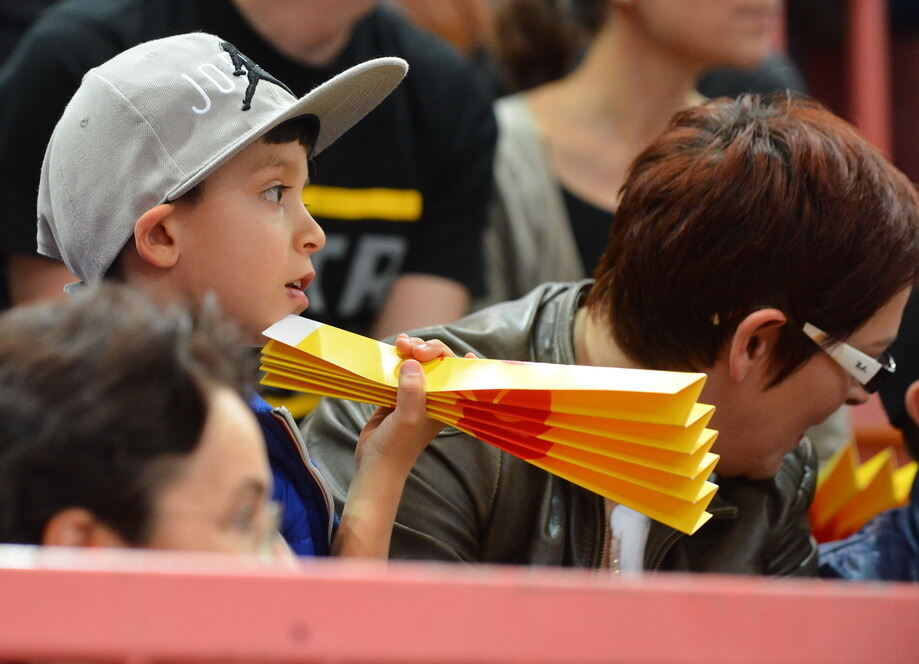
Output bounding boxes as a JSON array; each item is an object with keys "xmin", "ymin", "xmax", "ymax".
[{"xmin": 261, "ymin": 185, "xmax": 288, "ymax": 204}]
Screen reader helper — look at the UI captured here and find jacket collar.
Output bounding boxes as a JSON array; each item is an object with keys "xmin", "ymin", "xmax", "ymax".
[
  {"xmin": 538, "ymin": 279, "xmax": 592, "ymax": 365},
  {"xmin": 643, "ymin": 482, "xmax": 740, "ymax": 569}
]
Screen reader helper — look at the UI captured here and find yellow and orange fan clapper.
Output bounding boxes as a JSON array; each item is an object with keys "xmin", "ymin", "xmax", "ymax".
[
  {"xmin": 260, "ymin": 316, "xmax": 721, "ymax": 535},
  {"xmin": 810, "ymin": 439, "xmax": 917, "ymax": 543}
]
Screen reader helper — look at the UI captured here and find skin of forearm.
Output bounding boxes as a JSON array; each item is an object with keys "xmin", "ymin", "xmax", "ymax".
[
  {"xmin": 331, "ymin": 456, "xmax": 413, "ymax": 558},
  {"xmin": 331, "ymin": 346, "xmax": 455, "ymax": 558}
]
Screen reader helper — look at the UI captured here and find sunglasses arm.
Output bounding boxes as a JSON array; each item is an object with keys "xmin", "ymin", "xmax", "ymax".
[{"xmin": 802, "ymin": 322, "xmax": 884, "ymax": 384}]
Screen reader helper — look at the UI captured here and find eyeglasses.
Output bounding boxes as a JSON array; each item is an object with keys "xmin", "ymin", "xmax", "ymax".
[
  {"xmin": 802, "ymin": 322, "xmax": 895, "ymax": 394},
  {"xmin": 229, "ymin": 499, "xmax": 282, "ymax": 556},
  {"xmin": 156, "ymin": 499, "xmax": 282, "ymax": 556}
]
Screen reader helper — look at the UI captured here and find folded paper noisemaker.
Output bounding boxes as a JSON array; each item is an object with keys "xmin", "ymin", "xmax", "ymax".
[
  {"xmin": 810, "ymin": 440, "xmax": 917, "ymax": 542},
  {"xmin": 260, "ymin": 316, "xmax": 720, "ymax": 535}
]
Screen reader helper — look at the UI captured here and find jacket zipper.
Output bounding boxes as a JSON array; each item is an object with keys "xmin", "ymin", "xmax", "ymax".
[
  {"xmin": 648, "ymin": 530, "xmax": 683, "ymax": 570},
  {"xmin": 270, "ymin": 406, "xmax": 337, "ymax": 547},
  {"xmin": 646, "ymin": 504, "xmax": 738, "ymax": 570}
]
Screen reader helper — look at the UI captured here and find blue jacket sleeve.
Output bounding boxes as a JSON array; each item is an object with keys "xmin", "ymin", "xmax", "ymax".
[{"xmin": 248, "ymin": 394, "xmax": 336, "ymax": 556}]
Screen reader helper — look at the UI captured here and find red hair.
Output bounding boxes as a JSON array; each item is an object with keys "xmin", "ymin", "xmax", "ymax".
[{"xmin": 587, "ymin": 94, "xmax": 919, "ymax": 384}]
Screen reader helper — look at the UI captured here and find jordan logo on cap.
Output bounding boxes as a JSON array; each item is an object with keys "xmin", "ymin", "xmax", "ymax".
[{"xmin": 220, "ymin": 41, "xmax": 294, "ymax": 111}]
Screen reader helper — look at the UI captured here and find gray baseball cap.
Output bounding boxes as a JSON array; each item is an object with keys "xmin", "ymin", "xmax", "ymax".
[{"xmin": 37, "ymin": 32, "xmax": 408, "ymax": 287}]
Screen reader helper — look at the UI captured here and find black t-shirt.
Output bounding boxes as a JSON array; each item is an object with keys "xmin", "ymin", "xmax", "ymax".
[{"xmin": 0, "ymin": 0, "xmax": 496, "ymax": 333}]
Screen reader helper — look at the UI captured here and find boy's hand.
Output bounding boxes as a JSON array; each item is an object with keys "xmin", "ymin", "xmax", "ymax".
[
  {"xmin": 334, "ymin": 334, "xmax": 472, "ymax": 558},
  {"xmin": 356, "ymin": 333, "xmax": 472, "ymax": 472},
  {"xmin": 393, "ymin": 332, "xmax": 473, "ymax": 364}
]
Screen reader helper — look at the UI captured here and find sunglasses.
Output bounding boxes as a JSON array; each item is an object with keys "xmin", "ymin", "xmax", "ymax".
[{"xmin": 802, "ymin": 322, "xmax": 895, "ymax": 394}]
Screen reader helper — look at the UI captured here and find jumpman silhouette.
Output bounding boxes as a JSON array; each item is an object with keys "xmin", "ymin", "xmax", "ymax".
[{"xmin": 220, "ymin": 41, "xmax": 295, "ymax": 111}]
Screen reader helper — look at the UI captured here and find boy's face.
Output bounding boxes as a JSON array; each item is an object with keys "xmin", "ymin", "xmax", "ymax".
[{"xmin": 167, "ymin": 138, "xmax": 324, "ymax": 341}]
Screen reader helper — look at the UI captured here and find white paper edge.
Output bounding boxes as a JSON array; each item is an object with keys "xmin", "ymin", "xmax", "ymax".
[{"xmin": 261, "ymin": 315, "xmax": 322, "ymax": 346}]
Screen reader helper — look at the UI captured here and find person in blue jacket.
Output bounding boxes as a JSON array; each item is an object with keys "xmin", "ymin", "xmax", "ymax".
[
  {"xmin": 820, "ymin": 291, "xmax": 919, "ymax": 581},
  {"xmin": 819, "ymin": 430, "xmax": 919, "ymax": 580}
]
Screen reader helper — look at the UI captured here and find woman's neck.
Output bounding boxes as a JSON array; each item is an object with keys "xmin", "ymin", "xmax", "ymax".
[
  {"xmin": 523, "ymin": 15, "xmax": 705, "ymax": 210},
  {"xmin": 552, "ymin": 17, "xmax": 705, "ymax": 148},
  {"xmin": 230, "ymin": 0, "xmax": 358, "ymax": 67},
  {"xmin": 573, "ymin": 306, "xmax": 642, "ymax": 370}
]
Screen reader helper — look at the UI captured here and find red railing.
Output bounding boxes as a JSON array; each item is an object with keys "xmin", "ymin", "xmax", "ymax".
[{"xmin": 0, "ymin": 545, "xmax": 916, "ymax": 663}]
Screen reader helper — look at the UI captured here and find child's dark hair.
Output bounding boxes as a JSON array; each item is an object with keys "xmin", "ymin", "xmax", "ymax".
[{"xmin": 0, "ymin": 283, "xmax": 254, "ymax": 545}]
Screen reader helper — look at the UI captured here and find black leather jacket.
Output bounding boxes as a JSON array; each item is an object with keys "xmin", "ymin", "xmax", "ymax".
[{"xmin": 306, "ymin": 281, "xmax": 818, "ymax": 574}]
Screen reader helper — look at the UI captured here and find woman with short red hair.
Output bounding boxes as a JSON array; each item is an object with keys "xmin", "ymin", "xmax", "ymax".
[{"xmin": 309, "ymin": 94, "xmax": 919, "ymax": 574}]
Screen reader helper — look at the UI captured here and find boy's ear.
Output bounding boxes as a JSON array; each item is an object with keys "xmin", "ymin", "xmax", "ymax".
[
  {"xmin": 727, "ymin": 308, "xmax": 788, "ymax": 384},
  {"xmin": 904, "ymin": 381, "xmax": 919, "ymax": 428},
  {"xmin": 133, "ymin": 203, "xmax": 179, "ymax": 268},
  {"xmin": 42, "ymin": 508, "xmax": 129, "ymax": 548}
]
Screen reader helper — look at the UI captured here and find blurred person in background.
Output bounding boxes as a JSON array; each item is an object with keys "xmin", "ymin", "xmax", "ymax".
[
  {"xmin": 483, "ymin": 0, "xmax": 783, "ymax": 305},
  {"xmin": 388, "ymin": 1, "xmax": 804, "ymax": 102},
  {"xmin": 0, "ymin": 0, "xmax": 61, "ymax": 310},
  {"xmin": 0, "ymin": 0, "xmax": 496, "ymax": 341},
  {"xmin": 482, "ymin": 0, "xmax": 847, "ymax": 462},
  {"xmin": 388, "ymin": 0, "xmax": 492, "ymax": 59},
  {"xmin": 0, "ymin": 1, "xmax": 60, "ymax": 63}
]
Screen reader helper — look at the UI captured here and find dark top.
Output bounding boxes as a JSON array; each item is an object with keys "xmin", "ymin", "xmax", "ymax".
[
  {"xmin": 0, "ymin": 0, "xmax": 63, "ymax": 308},
  {"xmin": 561, "ymin": 186, "xmax": 614, "ymax": 276},
  {"xmin": 697, "ymin": 53, "xmax": 807, "ymax": 99},
  {"xmin": 0, "ymin": 0, "xmax": 497, "ymax": 332},
  {"xmin": 880, "ymin": 289, "xmax": 919, "ymax": 460},
  {"xmin": 0, "ymin": 0, "xmax": 60, "ymax": 62}
]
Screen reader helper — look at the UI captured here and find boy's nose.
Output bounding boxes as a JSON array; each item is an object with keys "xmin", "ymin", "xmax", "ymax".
[{"xmin": 296, "ymin": 205, "xmax": 325, "ymax": 254}]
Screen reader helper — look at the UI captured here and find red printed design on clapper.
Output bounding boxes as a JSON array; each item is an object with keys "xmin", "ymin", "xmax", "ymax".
[{"xmin": 454, "ymin": 389, "xmax": 554, "ymax": 460}]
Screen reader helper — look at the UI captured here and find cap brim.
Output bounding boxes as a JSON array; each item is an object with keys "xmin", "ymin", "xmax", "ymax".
[
  {"xmin": 298, "ymin": 56, "xmax": 409, "ymax": 156},
  {"xmin": 167, "ymin": 57, "xmax": 407, "ymax": 201}
]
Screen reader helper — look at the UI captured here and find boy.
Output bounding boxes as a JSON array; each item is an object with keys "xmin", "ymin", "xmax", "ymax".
[
  {"xmin": 307, "ymin": 95, "xmax": 919, "ymax": 573},
  {"xmin": 1, "ymin": 0, "xmax": 496, "ymax": 340},
  {"xmin": 36, "ymin": 32, "xmax": 449, "ymax": 558}
]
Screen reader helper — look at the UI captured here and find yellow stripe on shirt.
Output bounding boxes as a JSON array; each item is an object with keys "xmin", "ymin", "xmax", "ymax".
[{"xmin": 302, "ymin": 186, "xmax": 423, "ymax": 222}]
